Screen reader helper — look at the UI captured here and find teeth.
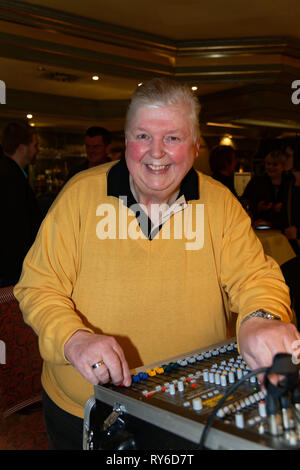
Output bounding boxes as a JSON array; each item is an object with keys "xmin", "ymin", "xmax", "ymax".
[{"xmin": 147, "ymin": 164, "xmax": 169, "ymax": 170}]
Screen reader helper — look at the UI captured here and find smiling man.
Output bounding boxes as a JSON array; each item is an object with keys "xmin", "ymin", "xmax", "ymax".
[{"xmin": 14, "ymin": 78, "xmax": 299, "ymax": 449}]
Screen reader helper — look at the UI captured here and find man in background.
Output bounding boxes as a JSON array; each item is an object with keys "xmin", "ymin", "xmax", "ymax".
[
  {"xmin": 68, "ymin": 126, "xmax": 111, "ymax": 179},
  {"xmin": 209, "ymin": 145, "xmax": 238, "ymax": 197},
  {"xmin": 0, "ymin": 122, "xmax": 41, "ymax": 286}
]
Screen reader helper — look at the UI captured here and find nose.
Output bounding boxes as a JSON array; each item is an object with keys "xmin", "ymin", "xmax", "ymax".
[{"xmin": 150, "ymin": 138, "xmax": 165, "ymax": 159}]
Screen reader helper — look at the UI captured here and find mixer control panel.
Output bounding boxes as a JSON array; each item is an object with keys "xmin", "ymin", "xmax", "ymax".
[{"xmin": 88, "ymin": 339, "xmax": 300, "ymax": 450}]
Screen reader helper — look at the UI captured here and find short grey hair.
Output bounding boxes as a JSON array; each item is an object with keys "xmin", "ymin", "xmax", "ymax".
[{"xmin": 125, "ymin": 77, "xmax": 201, "ymax": 142}]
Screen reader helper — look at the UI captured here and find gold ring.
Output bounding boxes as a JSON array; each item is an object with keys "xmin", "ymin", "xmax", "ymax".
[{"xmin": 92, "ymin": 360, "xmax": 105, "ymax": 369}]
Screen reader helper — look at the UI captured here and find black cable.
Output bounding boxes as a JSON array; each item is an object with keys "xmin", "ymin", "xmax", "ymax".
[{"xmin": 198, "ymin": 366, "xmax": 268, "ymax": 450}]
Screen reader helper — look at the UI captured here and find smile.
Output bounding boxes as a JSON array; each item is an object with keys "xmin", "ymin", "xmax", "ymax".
[{"xmin": 146, "ymin": 164, "xmax": 170, "ymax": 170}]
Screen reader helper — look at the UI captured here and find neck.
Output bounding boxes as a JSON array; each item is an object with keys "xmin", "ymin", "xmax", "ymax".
[
  {"xmin": 129, "ymin": 176, "xmax": 179, "ymax": 211},
  {"xmin": 9, "ymin": 153, "xmax": 26, "ymax": 169},
  {"xmin": 88, "ymin": 158, "xmax": 108, "ymax": 168},
  {"xmin": 270, "ymin": 175, "xmax": 282, "ymax": 185}
]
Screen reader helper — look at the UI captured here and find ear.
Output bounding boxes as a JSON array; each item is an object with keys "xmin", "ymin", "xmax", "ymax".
[
  {"xmin": 194, "ymin": 139, "xmax": 201, "ymax": 159},
  {"xmin": 105, "ymin": 143, "xmax": 112, "ymax": 153},
  {"xmin": 18, "ymin": 143, "xmax": 27, "ymax": 157}
]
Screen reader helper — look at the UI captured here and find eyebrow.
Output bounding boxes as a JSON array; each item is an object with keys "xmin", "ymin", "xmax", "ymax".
[{"xmin": 134, "ymin": 127, "xmax": 182, "ymax": 134}]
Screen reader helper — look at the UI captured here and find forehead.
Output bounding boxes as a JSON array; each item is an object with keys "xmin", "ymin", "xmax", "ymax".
[
  {"xmin": 128, "ymin": 104, "xmax": 192, "ymax": 130},
  {"xmin": 265, "ymin": 156, "xmax": 283, "ymax": 165},
  {"xmin": 85, "ymin": 135, "xmax": 104, "ymax": 145}
]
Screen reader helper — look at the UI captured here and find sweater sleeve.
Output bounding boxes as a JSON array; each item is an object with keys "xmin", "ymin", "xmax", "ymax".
[
  {"xmin": 14, "ymin": 182, "xmax": 93, "ymax": 365},
  {"xmin": 219, "ymin": 189, "xmax": 292, "ymax": 335}
]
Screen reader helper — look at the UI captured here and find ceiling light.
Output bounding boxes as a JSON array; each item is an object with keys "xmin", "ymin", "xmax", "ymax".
[
  {"xmin": 27, "ymin": 113, "xmax": 33, "ymax": 119},
  {"xmin": 206, "ymin": 122, "xmax": 245, "ymax": 129},
  {"xmin": 29, "ymin": 122, "xmax": 36, "ymax": 127},
  {"xmin": 191, "ymin": 86, "xmax": 198, "ymax": 91},
  {"xmin": 220, "ymin": 134, "xmax": 233, "ymax": 146},
  {"xmin": 92, "ymin": 75, "xmax": 100, "ymax": 81},
  {"xmin": 138, "ymin": 82, "xmax": 143, "ymax": 87}
]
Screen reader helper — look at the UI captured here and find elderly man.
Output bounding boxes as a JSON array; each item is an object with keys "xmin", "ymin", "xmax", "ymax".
[{"xmin": 14, "ymin": 78, "xmax": 300, "ymax": 449}]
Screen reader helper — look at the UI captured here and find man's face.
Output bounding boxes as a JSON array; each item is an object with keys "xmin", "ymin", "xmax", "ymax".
[
  {"xmin": 125, "ymin": 104, "xmax": 199, "ymax": 205},
  {"xmin": 24, "ymin": 133, "xmax": 39, "ymax": 165},
  {"xmin": 265, "ymin": 155, "xmax": 284, "ymax": 180},
  {"xmin": 85, "ymin": 135, "xmax": 108, "ymax": 166}
]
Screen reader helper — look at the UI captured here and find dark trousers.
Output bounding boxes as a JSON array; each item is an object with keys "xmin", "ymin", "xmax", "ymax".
[{"xmin": 42, "ymin": 390, "xmax": 84, "ymax": 450}]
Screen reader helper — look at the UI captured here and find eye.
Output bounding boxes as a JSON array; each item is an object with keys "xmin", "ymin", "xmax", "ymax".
[
  {"xmin": 165, "ymin": 135, "xmax": 180, "ymax": 143},
  {"xmin": 137, "ymin": 133, "xmax": 149, "ymax": 140}
]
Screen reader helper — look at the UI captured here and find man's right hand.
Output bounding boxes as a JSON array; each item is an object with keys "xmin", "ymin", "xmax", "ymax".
[{"xmin": 64, "ymin": 330, "xmax": 132, "ymax": 387}]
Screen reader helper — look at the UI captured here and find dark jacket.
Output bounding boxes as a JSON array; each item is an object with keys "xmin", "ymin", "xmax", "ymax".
[
  {"xmin": 212, "ymin": 172, "xmax": 238, "ymax": 197},
  {"xmin": 242, "ymin": 172, "xmax": 293, "ymax": 230},
  {"xmin": 0, "ymin": 156, "xmax": 42, "ymax": 285}
]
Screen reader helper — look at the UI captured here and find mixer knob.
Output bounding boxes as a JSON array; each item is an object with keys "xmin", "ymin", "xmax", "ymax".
[
  {"xmin": 177, "ymin": 381, "xmax": 184, "ymax": 392},
  {"xmin": 192, "ymin": 397, "xmax": 203, "ymax": 411},
  {"xmin": 187, "ymin": 357, "xmax": 196, "ymax": 364},
  {"xmin": 235, "ymin": 412, "xmax": 245, "ymax": 429},
  {"xmin": 214, "ymin": 372, "xmax": 221, "ymax": 385},
  {"xmin": 220, "ymin": 374, "xmax": 227, "ymax": 387},
  {"xmin": 228, "ymin": 371, "xmax": 235, "ymax": 384},
  {"xmin": 258, "ymin": 401, "xmax": 267, "ymax": 418},
  {"xmin": 203, "ymin": 369, "xmax": 209, "ymax": 382},
  {"xmin": 209, "ymin": 372, "xmax": 215, "ymax": 384}
]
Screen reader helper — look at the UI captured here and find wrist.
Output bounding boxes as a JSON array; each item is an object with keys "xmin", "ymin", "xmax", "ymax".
[
  {"xmin": 240, "ymin": 310, "xmax": 281, "ymax": 327},
  {"xmin": 64, "ymin": 329, "xmax": 93, "ymax": 361}
]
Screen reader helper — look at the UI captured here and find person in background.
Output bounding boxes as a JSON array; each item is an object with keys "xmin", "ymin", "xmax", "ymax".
[
  {"xmin": 209, "ymin": 145, "xmax": 238, "ymax": 197},
  {"xmin": 0, "ymin": 122, "xmax": 41, "ymax": 287},
  {"xmin": 14, "ymin": 78, "xmax": 299, "ymax": 449},
  {"xmin": 242, "ymin": 150, "xmax": 292, "ymax": 230},
  {"xmin": 282, "ymin": 143, "xmax": 300, "ymax": 256},
  {"xmin": 243, "ymin": 148, "xmax": 300, "ymax": 324},
  {"xmin": 68, "ymin": 126, "xmax": 111, "ymax": 179}
]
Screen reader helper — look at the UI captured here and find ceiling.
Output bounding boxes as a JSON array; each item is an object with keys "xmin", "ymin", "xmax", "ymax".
[{"xmin": 0, "ymin": 0, "xmax": 300, "ymax": 141}]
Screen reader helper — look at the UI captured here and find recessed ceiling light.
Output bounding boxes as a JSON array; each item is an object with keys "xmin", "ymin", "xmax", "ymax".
[
  {"xmin": 191, "ymin": 86, "xmax": 198, "ymax": 91},
  {"xmin": 92, "ymin": 75, "xmax": 100, "ymax": 81},
  {"xmin": 27, "ymin": 113, "xmax": 33, "ymax": 119},
  {"xmin": 29, "ymin": 122, "xmax": 35, "ymax": 127},
  {"xmin": 138, "ymin": 82, "xmax": 143, "ymax": 87}
]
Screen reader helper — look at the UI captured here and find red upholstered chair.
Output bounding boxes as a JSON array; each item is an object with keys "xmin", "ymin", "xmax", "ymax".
[{"xmin": 0, "ymin": 286, "xmax": 48, "ymax": 449}]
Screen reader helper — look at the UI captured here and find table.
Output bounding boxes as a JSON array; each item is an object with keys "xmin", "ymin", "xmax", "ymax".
[{"xmin": 255, "ymin": 229, "xmax": 296, "ymax": 266}]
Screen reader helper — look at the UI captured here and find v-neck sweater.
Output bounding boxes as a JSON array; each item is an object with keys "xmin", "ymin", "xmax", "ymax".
[{"xmin": 14, "ymin": 160, "xmax": 292, "ymax": 418}]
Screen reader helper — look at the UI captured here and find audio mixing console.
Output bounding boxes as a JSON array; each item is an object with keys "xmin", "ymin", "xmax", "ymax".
[{"xmin": 83, "ymin": 338, "xmax": 300, "ymax": 450}]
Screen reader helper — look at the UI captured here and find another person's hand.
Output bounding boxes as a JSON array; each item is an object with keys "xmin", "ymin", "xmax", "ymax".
[
  {"xmin": 64, "ymin": 330, "xmax": 132, "ymax": 387},
  {"xmin": 238, "ymin": 317, "xmax": 300, "ymax": 384}
]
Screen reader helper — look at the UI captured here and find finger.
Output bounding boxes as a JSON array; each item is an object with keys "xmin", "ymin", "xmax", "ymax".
[
  {"xmin": 100, "ymin": 349, "xmax": 125, "ymax": 386},
  {"xmin": 112, "ymin": 345, "xmax": 132, "ymax": 386},
  {"xmin": 92, "ymin": 362, "xmax": 110, "ymax": 384},
  {"xmin": 78, "ymin": 362, "xmax": 103, "ymax": 386}
]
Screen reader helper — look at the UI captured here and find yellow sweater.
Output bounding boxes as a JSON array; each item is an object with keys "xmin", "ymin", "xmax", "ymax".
[{"xmin": 14, "ymin": 161, "xmax": 292, "ymax": 418}]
